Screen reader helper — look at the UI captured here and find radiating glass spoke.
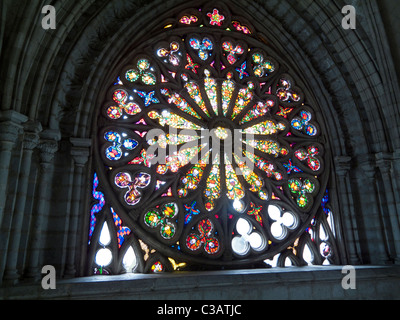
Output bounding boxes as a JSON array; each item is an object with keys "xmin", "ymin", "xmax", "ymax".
[
  {"xmin": 185, "ymin": 81, "xmax": 210, "ymax": 117},
  {"xmin": 158, "ymin": 144, "xmax": 206, "ymax": 174},
  {"xmin": 241, "ymin": 120, "xmax": 286, "ymax": 135},
  {"xmin": 148, "ymin": 133, "xmax": 200, "ymax": 148},
  {"xmin": 204, "ymin": 70, "xmax": 218, "ymax": 115},
  {"xmin": 148, "ymin": 110, "xmax": 203, "ymax": 130},
  {"xmin": 239, "ymin": 100, "xmax": 275, "ymax": 124},
  {"xmin": 225, "ymin": 154, "xmax": 245, "ymax": 212},
  {"xmin": 178, "ymin": 151, "xmax": 211, "ymax": 197},
  {"xmin": 161, "ymin": 88, "xmax": 202, "ymax": 119},
  {"xmin": 243, "ymin": 139, "xmax": 288, "ymax": 157},
  {"xmin": 231, "ymin": 82, "xmax": 254, "ymax": 120},
  {"xmin": 222, "ymin": 74, "xmax": 235, "ymax": 116},
  {"xmin": 243, "ymin": 150, "xmax": 284, "ymax": 181},
  {"xmin": 204, "ymin": 154, "xmax": 221, "ymax": 211},
  {"xmin": 233, "ymin": 154, "xmax": 265, "ymax": 196}
]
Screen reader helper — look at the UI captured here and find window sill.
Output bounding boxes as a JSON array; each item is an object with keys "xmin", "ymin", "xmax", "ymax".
[{"xmin": 1, "ymin": 265, "xmax": 399, "ymax": 300}]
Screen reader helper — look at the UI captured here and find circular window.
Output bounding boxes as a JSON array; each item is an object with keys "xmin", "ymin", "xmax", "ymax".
[{"xmin": 94, "ymin": 4, "xmax": 329, "ymax": 269}]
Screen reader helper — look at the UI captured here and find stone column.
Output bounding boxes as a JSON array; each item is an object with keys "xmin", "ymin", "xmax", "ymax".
[
  {"xmin": 25, "ymin": 138, "xmax": 59, "ymax": 281},
  {"xmin": 63, "ymin": 138, "xmax": 91, "ymax": 278},
  {"xmin": 375, "ymin": 152, "xmax": 400, "ymax": 264},
  {"xmin": 0, "ymin": 111, "xmax": 28, "ymax": 229},
  {"xmin": 2, "ymin": 121, "xmax": 42, "ymax": 284},
  {"xmin": 334, "ymin": 156, "xmax": 361, "ymax": 265},
  {"xmin": 358, "ymin": 157, "xmax": 390, "ymax": 264}
]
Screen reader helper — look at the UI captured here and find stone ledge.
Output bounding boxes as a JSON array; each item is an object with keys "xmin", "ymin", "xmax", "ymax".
[{"xmin": 1, "ymin": 266, "xmax": 399, "ymax": 300}]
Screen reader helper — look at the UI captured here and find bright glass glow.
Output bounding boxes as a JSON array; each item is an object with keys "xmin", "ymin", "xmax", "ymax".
[
  {"xmin": 303, "ymin": 244, "xmax": 314, "ymax": 265},
  {"xmin": 95, "ymin": 248, "xmax": 113, "ymax": 267},
  {"xmin": 99, "ymin": 222, "xmax": 111, "ymax": 246},
  {"xmin": 232, "ymin": 218, "xmax": 266, "ymax": 255},
  {"xmin": 231, "ymin": 236, "xmax": 250, "ymax": 256},
  {"xmin": 123, "ymin": 246, "xmax": 137, "ymax": 272}
]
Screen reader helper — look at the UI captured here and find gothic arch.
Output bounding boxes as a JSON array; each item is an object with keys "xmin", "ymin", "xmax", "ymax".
[{"xmin": 1, "ymin": 0, "xmax": 399, "ymax": 285}]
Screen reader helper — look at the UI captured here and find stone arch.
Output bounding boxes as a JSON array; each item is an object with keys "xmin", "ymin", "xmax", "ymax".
[{"xmin": 1, "ymin": 0, "xmax": 399, "ymax": 285}]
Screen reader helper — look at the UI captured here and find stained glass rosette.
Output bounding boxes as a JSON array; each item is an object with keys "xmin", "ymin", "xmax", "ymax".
[{"xmin": 94, "ymin": 3, "xmax": 330, "ymax": 269}]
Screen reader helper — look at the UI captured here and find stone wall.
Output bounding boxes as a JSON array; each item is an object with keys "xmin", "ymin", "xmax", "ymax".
[{"xmin": 0, "ymin": 0, "xmax": 399, "ymax": 298}]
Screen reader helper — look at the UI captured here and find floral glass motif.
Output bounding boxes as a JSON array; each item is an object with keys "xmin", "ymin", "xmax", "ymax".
[
  {"xmin": 222, "ymin": 41, "xmax": 245, "ymax": 65},
  {"xmin": 186, "ymin": 219, "xmax": 220, "ymax": 255},
  {"xmin": 157, "ymin": 42, "xmax": 181, "ymax": 67},
  {"xmin": 288, "ymin": 178, "xmax": 316, "ymax": 208},
  {"xmin": 92, "ymin": 3, "xmax": 336, "ymax": 274},
  {"xmin": 232, "ymin": 21, "xmax": 251, "ymax": 34},
  {"xmin": 107, "ymin": 89, "xmax": 141, "ymax": 120},
  {"xmin": 115, "ymin": 172, "xmax": 151, "ymax": 206},
  {"xmin": 291, "ymin": 110, "xmax": 318, "ymax": 136},
  {"xmin": 104, "ymin": 131, "xmax": 138, "ymax": 161},
  {"xmin": 252, "ymin": 53, "xmax": 275, "ymax": 77},
  {"xmin": 276, "ymin": 78, "xmax": 301, "ymax": 103},
  {"xmin": 189, "ymin": 37, "xmax": 213, "ymax": 61},
  {"xmin": 125, "ymin": 59, "xmax": 156, "ymax": 85},
  {"xmin": 144, "ymin": 203, "xmax": 179, "ymax": 240},
  {"xmin": 207, "ymin": 8, "xmax": 225, "ymax": 26},
  {"xmin": 180, "ymin": 15, "xmax": 198, "ymax": 25},
  {"xmin": 294, "ymin": 145, "xmax": 321, "ymax": 171}
]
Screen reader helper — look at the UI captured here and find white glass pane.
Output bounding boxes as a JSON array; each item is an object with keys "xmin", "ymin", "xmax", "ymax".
[
  {"xmin": 282, "ymin": 212, "xmax": 296, "ymax": 228},
  {"xmin": 271, "ymin": 222, "xmax": 286, "ymax": 240},
  {"xmin": 123, "ymin": 246, "xmax": 137, "ymax": 273},
  {"xmin": 232, "ymin": 236, "xmax": 250, "ymax": 256},
  {"xmin": 303, "ymin": 244, "xmax": 314, "ymax": 265},
  {"xmin": 236, "ymin": 218, "xmax": 251, "ymax": 236},
  {"xmin": 268, "ymin": 205, "xmax": 281, "ymax": 220},
  {"xmin": 95, "ymin": 248, "xmax": 113, "ymax": 267},
  {"xmin": 248, "ymin": 232, "xmax": 265, "ymax": 251},
  {"xmin": 99, "ymin": 222, "xmax": 111, "ymax": 246}
]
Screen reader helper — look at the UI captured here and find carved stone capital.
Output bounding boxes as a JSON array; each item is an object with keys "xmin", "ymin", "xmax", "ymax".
[
  {"xmin": 23, "ymin": 133, "xmax": 40, "ymax": 151},
  {"xmin": 375, "ymin": 152, "xmax": 393, "ymax": 175},
  {"xmin": 22, "ymin": 121, "xmax": 43, "ymax": 151},
  {"xmin": 358, "ymin": 155, "xmax": 377, "ymax": 180},
  {"xmin": 0, "ymin": 121, "xmax": 23, "ymax": 145},
  {"xmin": 334, "ymin": 156, "xmax": 352, "ymax": 177},
  {"xmin": 70, "ymin": 138, "xmax": 91, "ymax": 166},
  {"xmin": 38, "ymin": 140, "xmax": 59, "ymax": 164}
]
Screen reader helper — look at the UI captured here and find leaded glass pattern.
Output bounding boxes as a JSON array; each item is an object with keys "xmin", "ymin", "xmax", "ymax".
[{"xmin": 88, "ymin": 2, "xmax": 341, "ymax": 274}]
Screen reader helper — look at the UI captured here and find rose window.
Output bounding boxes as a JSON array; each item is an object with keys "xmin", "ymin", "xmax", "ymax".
[{"xmin": 89, "ymin": 3, "xmax": 339, "ymax": 274}]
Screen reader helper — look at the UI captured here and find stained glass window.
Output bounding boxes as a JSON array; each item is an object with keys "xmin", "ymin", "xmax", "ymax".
[{"xmin": 88, "ymin": 3, "xmax": 341, "ymax": 275}]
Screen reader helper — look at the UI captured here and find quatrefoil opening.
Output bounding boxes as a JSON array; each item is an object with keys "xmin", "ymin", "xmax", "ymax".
[
  {"xmin": 252, "ymin": 52, "xmax": 276, "ymax": 78},
  {"xmin": 186, "ymin": 219, "xmax": 220, "ymax": 255},
  {"xmin": 104, "ymin": 131, "xmax": 138, "ymax": 161},
  {"xmin": 276, "ymin": 76, "xmax": 303, "ymax": 105},
  {"xmin": 157, "ymin": 41, "xmax": 182, "ymax": 67},
  {"xmin": 188, "ymin": 36, "xmax": 213, "ymax": 61},
  {"xmin": 231, "ymin": 218, "xmax": 266, "ymax": 256},
  {"xmin": 268, "ymin": 205, "xmax": 299, "ymax": 241},
  {"xmin": 222, "ymin": 40, "xmax": 245, "ymax": 65},
  {"xmin": 115, "ymin": 172, "xmax": 151, "ymax": 206},
  {"xmin": 125, "ymin": 58, "xmax": 157, "ymax": 85},
  {"xmin": 294, "ymin": 145, "xmax": 322, "ymax": 172},
  {"xmin": 291, "ymin": 110, "xmax": 318, "ymax": 137},
  {"xmin": 144, "ymin": 203, "xmax": 179, "ymax": 240}
]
